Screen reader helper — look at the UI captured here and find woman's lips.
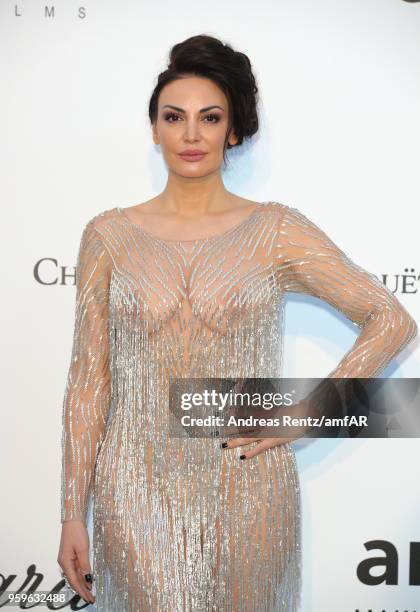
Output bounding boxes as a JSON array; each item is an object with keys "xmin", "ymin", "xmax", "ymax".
[{"xmin": 179, "ymin": 153, "xmax": 207, "ymax": 162}]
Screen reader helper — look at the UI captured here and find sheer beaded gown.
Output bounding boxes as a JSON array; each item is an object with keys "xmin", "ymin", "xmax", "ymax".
[{"xmin": 60, "ymin": 200, "xmax": 417, "ymax": 611}]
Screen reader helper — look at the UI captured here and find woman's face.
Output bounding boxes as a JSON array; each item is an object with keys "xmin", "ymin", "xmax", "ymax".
[{"xmin": 152, "ymin": 75, "xmax": 237, "ymax": 176}]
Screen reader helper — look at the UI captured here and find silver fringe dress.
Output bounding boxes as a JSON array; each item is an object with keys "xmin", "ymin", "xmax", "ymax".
[{"xmin": 60, "ymin": 201, "xmax": 417, "ymax": 611}]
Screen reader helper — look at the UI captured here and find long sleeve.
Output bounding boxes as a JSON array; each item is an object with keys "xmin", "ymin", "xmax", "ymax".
[
  {"xmin": 60, "ymin": 217, "xmax": 112, "ymax": 525},
  {"xmin": 276, "ymin": 204, "xmax": 417, "ymax": 378}
]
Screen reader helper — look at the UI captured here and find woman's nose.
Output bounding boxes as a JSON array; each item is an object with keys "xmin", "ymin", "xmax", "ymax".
[{"xmin": 184, "ymin": 120, "xmax": 201, "ymax": 140}]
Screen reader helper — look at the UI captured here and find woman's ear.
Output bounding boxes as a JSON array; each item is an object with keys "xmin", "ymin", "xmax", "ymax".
[
  {"xmin": 152, "ymin": 123, "xmax": 160, "ymax": 145},
  {"xmin": 227, "ymin": 127, "xmax": 238, "ymax": 147}
]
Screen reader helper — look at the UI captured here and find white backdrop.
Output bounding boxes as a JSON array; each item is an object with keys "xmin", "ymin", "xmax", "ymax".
[{"xmin": 1, "ymin": 0, "xmax": 419, "ymax": 610}]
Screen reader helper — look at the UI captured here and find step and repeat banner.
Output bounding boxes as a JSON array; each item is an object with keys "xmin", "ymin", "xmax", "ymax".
[{"xmin": 1, "ymin": 1, "xmax": 419, "ymax": 610}]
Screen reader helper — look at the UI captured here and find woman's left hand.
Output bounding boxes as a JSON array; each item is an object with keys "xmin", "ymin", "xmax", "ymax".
[{"xmin": 222, "ymin": 436, "xmax": 298, "ymax": 460}]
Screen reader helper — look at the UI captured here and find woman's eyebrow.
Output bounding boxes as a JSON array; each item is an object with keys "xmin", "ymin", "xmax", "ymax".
[{"xmin": 162, "ymin": 104, "xmax": 224, "ymax": 113}]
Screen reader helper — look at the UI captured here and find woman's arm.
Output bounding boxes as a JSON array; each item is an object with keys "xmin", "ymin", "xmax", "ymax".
[
  {"xmin": 275, "ymin": 204, "xmax": 417, "ymax": 378},
  {"xmin": 61, "ymin": 216, "xmax": 112, "ymax": 525},
  {"xmin": 224, "ymin": 203, "xmax": 418, "ymax": 460}
]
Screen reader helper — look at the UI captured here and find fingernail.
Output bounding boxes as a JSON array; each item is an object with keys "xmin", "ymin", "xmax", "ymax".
[
  {"xmin": 239, "ymin": 454, "xmax": 246, "ymax": 460},
  {"xmin": 220, "ymin": 442, "xmax": 228, "ymax": 448},
  {"xmin": 84, "ymin": 574, "xmax": 93, "ymax": 583}
]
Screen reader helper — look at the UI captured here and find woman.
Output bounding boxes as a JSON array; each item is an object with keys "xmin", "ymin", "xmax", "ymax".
[{"xmin": 57, "ymin": 34, "xmax": 417, "ymax": 611}]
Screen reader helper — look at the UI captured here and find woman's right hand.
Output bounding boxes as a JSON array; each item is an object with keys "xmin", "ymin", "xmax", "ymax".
[{"xmin": 57, "ymin": 520, "xmax": 96, "ymax": 604}]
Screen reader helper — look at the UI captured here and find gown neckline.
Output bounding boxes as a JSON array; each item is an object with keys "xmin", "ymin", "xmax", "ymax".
[{"xmin": 115, "ymin": 202, "xmax": 270, "ymax": 243}]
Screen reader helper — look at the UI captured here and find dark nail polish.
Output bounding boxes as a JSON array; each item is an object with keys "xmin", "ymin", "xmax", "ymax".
[
  {"xmin": 220, "ymin": 442, "xmax": 228, "ymax": 448},
  {"xmin": 84, "ymin": 574, "xmax": 93, "ymax": 583},
  {"xmin": 239, "ymin": 454, "xmax": 246, "ymax": 460}
]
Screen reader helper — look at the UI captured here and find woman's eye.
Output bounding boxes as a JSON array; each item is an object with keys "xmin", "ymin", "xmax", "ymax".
[{"xmin": 164, "ymin": 113, "xmax": 180, "ymax": 122}]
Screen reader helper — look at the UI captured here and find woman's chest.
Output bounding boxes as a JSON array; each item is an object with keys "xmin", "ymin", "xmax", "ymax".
[{"xmin": 108, "ymin": 239, "xmax": 281, "ymax": 330}]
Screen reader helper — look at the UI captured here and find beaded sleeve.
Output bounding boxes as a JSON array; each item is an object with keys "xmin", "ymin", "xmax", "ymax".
[
  {"xmin": 276, "ymin": 204, "xmax": 417, "ymax": 378},
  {"xmin": 60, "ymin": 217, "xmax": 112, "ymax": 524}
]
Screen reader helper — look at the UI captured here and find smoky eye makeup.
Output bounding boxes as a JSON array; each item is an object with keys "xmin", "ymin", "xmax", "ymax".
[{"xmin": 162, "ymin": 112, "xmax": 222, "ymax": 123}]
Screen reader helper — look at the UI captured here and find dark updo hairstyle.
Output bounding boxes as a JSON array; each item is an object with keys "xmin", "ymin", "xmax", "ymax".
[{"xmin": 148, "ymin": 34, "xmax": 259, "ymax": 165}]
